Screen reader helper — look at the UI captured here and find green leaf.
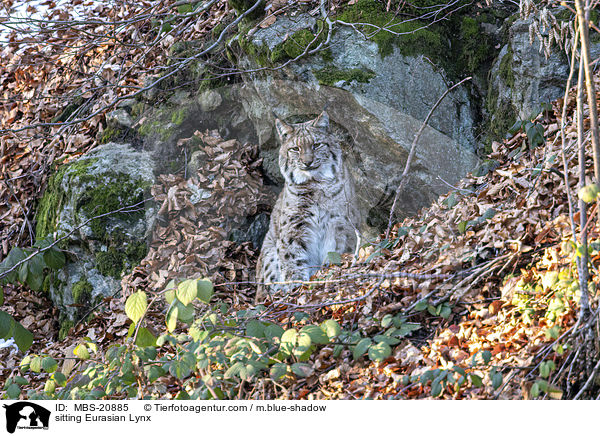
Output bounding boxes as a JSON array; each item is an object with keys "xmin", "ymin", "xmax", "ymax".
[
  {"xmin": 42, "ymin": 356, "xmax": 58, "ymax": 373},
  {"xmin": 457, "ymin": 221, "xmax": 468, "ymax": 234},
  {"xmin": 264, "ymin": 324, "xmax": 284, "ymax": 342},
  {"xmin": 30, "ymin": 356, "xmax": 42, "ymax": 373},
  {"xmin": 0, "ymin": 310, "xmax": 14, "ymax": 338},
  {"xmin": 43, "ymin": 248, "xmax": 66, "ymax": 270},
  {"xmin": 381, "ymin": 314, "xmax": 394, "ymax": 328},
  {"xmin": 470, "ymin": 373, "xmax": 483, "ymax": 387},
  {"xmin": 197, "ymin": 278, "xmax": 214, "ymax": 304},
  {"xmin": 245, "ymin": 320, "xmax": 265, "ymax": 338},
  {"xmin": 125, "ymin": 290, "xmax": 147, "ymax": 324},
  {"xmin": 135, "ymin": 327, "xmax": 157, "ymax": 347},
  {"xmin": 301, "ymin": 325, "xmax": 329, "ymax": 345},
  {"xmin": 373, "ymin": 335, "xmax": 401, "ymax": 346},
  {"xmin": 13, "ymin": 322, "xmax": 33, "ymax": 352},
  {"xmin": 175, "ymin": 301, "xmax": 195, "ymax": 324},
  {"xmin": 353, "ymin": 338, "xmax": 372, "ymax": 360},
  {"xmin": 2, "ymin": 247, "xmax": 27, "ymax": 282},
  {"xmin": 481, "ymin": 350, "xmax": 492, "ymax": 365},
  {"xmin": 508, "ymin": 119, "xmax": 523, "ymax": 135},
  {"xmin": 293, "ymin": 333, "xmax": 312, "ymax": 358},
  {"xmin": 0, "ymin": 288, "xmax": 3, "ymax": 305},
  {"xmin": 291, "ymin": 362, "xmax": 314, "ymax": 378},
  {"xmin": 578, "ymin": 183, "xmax": 600, "ymax": 203},
  {"xmin": 270, "ymin": 363, "xmax": 289, "ymax": 380},
  {"xmin": 368, "ymin": 342, "xmax": 391, "ymax": 362},
  {"xmin": 320, "ymin": 319, "xmax": 341, "ymax": 339},
  {"xmin": 530, "ymin": 382, "xmax": 541, "ymax": 398},
  {"xmin": 74, "ymin": 344, "xmax": 91, "ymax": 360},
  {"xmin": 177, "ymin": 3, "xmax": 194, "ymax": 13},
  {"xmin": 326, "ymin": 251, "xmax": 342, "ymax": 265},
  {"xmin": 224, "ymin": 361, "xmax": 244, "ymax": 380},
  {"xmin": 44, "ymin": 379, "xmax": 56, "ymax": 394},
  {"xmin": 280, "ymin": 328, "xmax": 298, "ymax": 355},
  {"xmin": 169, "ymin": 359, "xmax": 192, "ymax": 380},
  {"xmin": 52, "ymin": 372, "xmax": 67, "ymax": 387},
  {"xmin": 166, "ymin": 304, "xmax": 178, "ymax": 332},
  {"xmin": 439, "ymin": 305, "xmax": 452, "ymax": 319},
  {"xmin": 490, "ymin": 369, "xmax": 503, "ymax": 389},
  {"xmin": 176, "ymin": 279, "xmax": 198, "ymax": 305},
  {"xmin": 397, "ymin": 322, "xmax": 421, "ymax": 337},
  {"xmin": 431, "ymin": 378, "xmax": 443, "ymax": 397},
  {"xmin": 6, "ymin": 383, "xmax": 20, "ymax": 399},
  {"xmin": 13, "ymin": 376, "xmax": 28, "ymax": 386},
  {"xmin": 26, "ymin": 270, "xmax": 44, "ymax": 292},
  {"xmin": 414, "ymin": 301, "xmax": 427, "ymax": 311}
]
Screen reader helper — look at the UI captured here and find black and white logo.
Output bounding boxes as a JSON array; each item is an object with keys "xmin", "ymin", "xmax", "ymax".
[{"xmin": 3, "ymin": 402, "xmax": 50, "ymax": 433}]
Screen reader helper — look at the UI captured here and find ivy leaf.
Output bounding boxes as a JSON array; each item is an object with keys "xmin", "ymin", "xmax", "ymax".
[
  {"xmin": 125, "ymin": 290, "xmax": 147, "ymax": 324},
  {"xmin": 280, "ymin": 329, "xmax": 298, "ymax": 355},
  {"xmin": 176, "ymin": 279, "xmax": 198, "ymax": 306},
  {"xmin": 578, "ymin": 183, "xmax": 600, "ymax": 203},
  {"xmin": 30, "ymin": 356, "xmax": 42, "ymax": 373},
  {"xmin": 470, "ymin": 373, "xmax": 483, "ymax": 387}
]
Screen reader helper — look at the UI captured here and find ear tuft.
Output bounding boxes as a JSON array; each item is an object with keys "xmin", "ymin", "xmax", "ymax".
[
  {"xmin": 275, "ymin": 119, "xmax": 293, "ymax": 141},
  {"xmin": 312, "ymin": 111, "xmax": 329, "ymax": 130}
]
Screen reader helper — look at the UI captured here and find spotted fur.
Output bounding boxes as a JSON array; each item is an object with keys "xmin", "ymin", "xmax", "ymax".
[{"xmin": 255, "ymin": 111, "xmax": 359, "ymax": 301}]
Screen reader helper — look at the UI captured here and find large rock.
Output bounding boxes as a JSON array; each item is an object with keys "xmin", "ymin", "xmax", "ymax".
[
  {"xmin": 240, "ymin": 19, "xmax": 480, "ymax": 231},
  {"xmin": 35, "ymin": 143, "xmax": 155, "ymax": 330},
  {"xmin": 489, "ymin": 17, "xmax": 600, "ymax": 136}
]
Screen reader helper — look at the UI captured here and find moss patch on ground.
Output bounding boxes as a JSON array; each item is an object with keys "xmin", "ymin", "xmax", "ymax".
[
  {"xmin": 72, "ymin": 278, "xmax": 93, "ymax": 304},
  {"xmin": 499, "ymin": 45, "xmax": 515, "ymax": 88}
]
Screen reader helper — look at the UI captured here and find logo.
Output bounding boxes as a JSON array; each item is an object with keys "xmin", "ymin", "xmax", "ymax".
[{"xmin": 3, "ymin": 402, "xmax": 50, "ymax": 434}]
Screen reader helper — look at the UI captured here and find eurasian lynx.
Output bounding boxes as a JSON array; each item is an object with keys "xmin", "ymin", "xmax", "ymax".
[{"xmin": 255, "ymin": 111, "xmax": 359, "ymax": 301}]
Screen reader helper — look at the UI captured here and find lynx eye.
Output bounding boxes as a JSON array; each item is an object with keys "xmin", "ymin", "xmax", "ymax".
[
  {"xmin": 289, "ymin": 146, "xmax": 300, "ymax": 153},
  {"xmin": 315, "ymin": 143, "xmax": 327, "ymax": 149}
]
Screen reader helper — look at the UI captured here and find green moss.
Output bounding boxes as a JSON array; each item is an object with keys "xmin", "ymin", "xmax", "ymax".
[
  {"xmin": 72, "ymin": 279, "xmax": 93, "ymax": 304},
  {"xmin": 238, "ymin": 36, "xmax": 271, "ymax": 67},
  {"xmin": 95, "ymin": 249, "xmax": 126, "ymax": 279},
  {"xmin": 137, "ymin": 120, "xmax": 176, "ymax": 141},
  {"xmin": 271, "ymin": 28, "xmax": 326, "ymax": 62},
  {"xmin": 76, "ymin": 172, "xmax": 150, "ymax": 241},
  {"xmin": 490, "ymin": 100, "xmax": 517, "ymax": 140},
  {"xmin": 99, "ymin": 126, "xmax": 124, "ymax": 144},
  {"xmin": 171, "ymin": 108, "xmax": 186, "ymax": 125},
  {"xmin": 499, "ymin": 46, "xmax": 515, "ymax": 88},
  {"xmin": 336, "ymin": 0, "xmax": 442, "ymax": 59},
  {"xmin": 35, "ymin": 159, "xmax": 96, "ymax": 239},
  {"xmin": 130, "ymin": 101, "xmax": 146, "ymax": 118},
  {"xmin": 58, "ymin": 318, "xmax": 74, "ymax": 341},
  {"xmin": 459, "ymin": 17, "xmax": 492, "ymax": 74},
  {"xmin": 314, "ymin": 66, "xmax": 375, "ymax": 86},
  {"xmin": 95, "ymin": 241, "xmax": 147, "ymax": 279}
]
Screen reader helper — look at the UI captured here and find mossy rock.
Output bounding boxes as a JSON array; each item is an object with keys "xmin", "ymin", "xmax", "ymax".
[{"xmin": 35, "ymin": 142, "xmax": 156, "ymax": 323}]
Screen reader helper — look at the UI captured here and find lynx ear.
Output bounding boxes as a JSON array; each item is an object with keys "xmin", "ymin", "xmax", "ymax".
[
  {"xmin": 275, "ymin": 118, "xmax": 293, "ymax": 141},
  {"xmin": 312, "ymin": 111, "xmax": 329, "ymax": 130}
]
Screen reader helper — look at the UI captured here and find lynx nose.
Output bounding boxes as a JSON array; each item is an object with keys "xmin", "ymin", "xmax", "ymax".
[{"xmin": 300, "ymin": 150, "xmax": 314, "ymax": 168}]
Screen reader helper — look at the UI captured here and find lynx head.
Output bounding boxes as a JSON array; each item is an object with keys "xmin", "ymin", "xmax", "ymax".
[{"xmin": 275, "ymin": 111, "xmax": 342, "ymax": 185}]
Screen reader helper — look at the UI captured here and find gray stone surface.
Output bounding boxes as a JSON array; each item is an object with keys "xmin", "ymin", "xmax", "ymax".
[{"xmin": 44, "ymin": 143, "xmax": 156, "ymax": 322}]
